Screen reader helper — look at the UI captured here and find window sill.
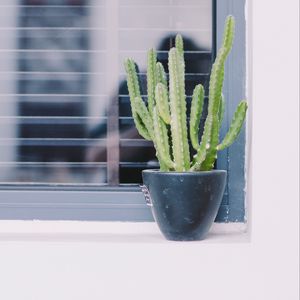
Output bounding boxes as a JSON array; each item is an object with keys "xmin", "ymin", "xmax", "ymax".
[{"xmin": 0, "ymin": 221, "xmax": 249, "ymax": 243}]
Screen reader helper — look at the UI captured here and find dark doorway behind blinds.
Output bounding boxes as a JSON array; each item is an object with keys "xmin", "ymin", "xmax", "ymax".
[{"xmin": 0, "ymin": 0, "xmax": 213, "ymax": 186}]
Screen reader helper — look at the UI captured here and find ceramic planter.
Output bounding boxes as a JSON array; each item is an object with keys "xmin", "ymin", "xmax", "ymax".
[{"xmin": 142, "ymin": 169, "xmax": 227, "ymax": 241}]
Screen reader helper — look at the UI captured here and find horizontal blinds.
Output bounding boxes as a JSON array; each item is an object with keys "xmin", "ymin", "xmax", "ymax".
[{"xmin": 0, "ymin": 0, "xmax": 212, "ymax": 185}]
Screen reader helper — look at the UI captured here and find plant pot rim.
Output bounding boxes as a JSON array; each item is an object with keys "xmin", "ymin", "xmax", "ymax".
[{"xmin": 142, "ymin": 169, "xmax": 227, "ymax": 176}]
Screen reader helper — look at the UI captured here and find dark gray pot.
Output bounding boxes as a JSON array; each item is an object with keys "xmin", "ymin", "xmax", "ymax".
[{"xmin": 142, "ymin": 170, "xmax": 227, "ymax": 241}]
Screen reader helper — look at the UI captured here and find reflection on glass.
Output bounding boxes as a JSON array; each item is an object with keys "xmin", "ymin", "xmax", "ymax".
[{"xmin": 0, "ymin": 0, "xmax": 212, "ymax": 185}]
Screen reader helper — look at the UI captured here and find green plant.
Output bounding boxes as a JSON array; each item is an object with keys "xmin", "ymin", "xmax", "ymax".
[{"xmin": 124, "ymin": 15, "xmax": 247, "ymax": 172}]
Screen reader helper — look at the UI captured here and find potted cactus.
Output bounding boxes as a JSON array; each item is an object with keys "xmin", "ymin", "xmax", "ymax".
[{"xmin": 124, "ymin": 16, "xmax": 247, "ymax": 241}]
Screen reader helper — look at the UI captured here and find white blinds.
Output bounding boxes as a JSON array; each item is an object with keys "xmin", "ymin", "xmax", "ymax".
[{"xmin": 0, "ymin": 0, "xmax": 212, "ymax": 185}]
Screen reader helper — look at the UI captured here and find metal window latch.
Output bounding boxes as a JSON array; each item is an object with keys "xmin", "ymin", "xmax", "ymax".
[{"xmin": 140, "ymin": 185, "xmax": 153, "ymax": 207}]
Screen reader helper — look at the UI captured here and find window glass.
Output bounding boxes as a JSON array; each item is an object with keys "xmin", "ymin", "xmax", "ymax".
[{"xmin": 0, "ymin": 0, "xmax": 212, "ymax": 185}]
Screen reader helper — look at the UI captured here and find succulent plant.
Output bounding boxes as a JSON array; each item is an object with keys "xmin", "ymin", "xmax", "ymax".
[{"xmin": 124, "ymin": 15, "xmax": 247, "ymax": 172}]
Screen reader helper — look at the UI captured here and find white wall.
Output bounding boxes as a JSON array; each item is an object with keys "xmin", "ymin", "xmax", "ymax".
[{"xmin": 0, "ymin": 0, "xmax": 299, "ymax": 299}]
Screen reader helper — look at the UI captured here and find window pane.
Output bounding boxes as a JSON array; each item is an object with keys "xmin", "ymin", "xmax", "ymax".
[{"xmin": 0, "ymin": 0, "xmax": 212, "ymax": 185}]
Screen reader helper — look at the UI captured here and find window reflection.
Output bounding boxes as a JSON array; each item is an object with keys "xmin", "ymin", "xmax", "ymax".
[{"xmin": 0, "ymin": 0, "xmax": 212, "ymax": 185}]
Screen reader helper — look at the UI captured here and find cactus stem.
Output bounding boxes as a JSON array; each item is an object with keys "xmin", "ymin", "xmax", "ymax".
[
  {"xmin": 147, "ymin": 49, "xmax": 157, "ymax": 116},
  {"xmin": 169, "ymin": 47, "xmax": 190, "ymax": 171}
]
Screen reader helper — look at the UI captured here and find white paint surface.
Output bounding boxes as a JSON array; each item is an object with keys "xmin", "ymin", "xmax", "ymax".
[
  {"xmin": 0, "ymin": 221, "xmax": 248, "ymax": 243},
  {"xmin": 0, "ymin": 0, "xmax": 299, "ymax": 299}
]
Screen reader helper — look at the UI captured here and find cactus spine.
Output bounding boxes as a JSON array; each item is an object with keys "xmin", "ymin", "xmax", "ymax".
[{"xmin": 124, "ymin": 15, "xmax": 247, "ymax": 172}]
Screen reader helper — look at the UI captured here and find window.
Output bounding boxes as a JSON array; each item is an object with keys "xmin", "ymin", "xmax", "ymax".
[{"xmin": 0, "ymin": 0, "xmax": 246, "ymax": 222}]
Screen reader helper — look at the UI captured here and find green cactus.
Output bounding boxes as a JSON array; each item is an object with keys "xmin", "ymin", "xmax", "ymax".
[
  {"xmin": 168, "ymin": 47, "xmax": 190, "ymax": 171},
  {"xmin": 124, "ymin": 59, "xmax": 152, "ymax": 140},
  {"xmin": 124, "ymin": 15, "xmax": 247, "ymax": 172},
  {"xmin": 190, "ymin": 84, "xmax": 205, "ymax": 150},
  {"xmin": 155, "ymin": 83, "xmax": 170, "ymax": 124}
]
